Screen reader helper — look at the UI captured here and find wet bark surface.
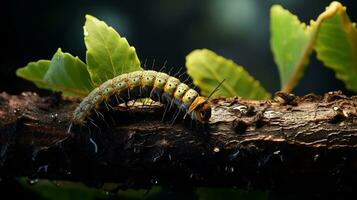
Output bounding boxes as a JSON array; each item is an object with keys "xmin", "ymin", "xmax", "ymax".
[{"xmin": 0, "ymin": 91, "xmax": 357, "ymax": 193}]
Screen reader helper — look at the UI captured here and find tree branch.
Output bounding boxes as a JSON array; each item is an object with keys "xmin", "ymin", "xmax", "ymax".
[{"xmin": 0, "ymin": 91, "xmax": 357, "ymax": 192}]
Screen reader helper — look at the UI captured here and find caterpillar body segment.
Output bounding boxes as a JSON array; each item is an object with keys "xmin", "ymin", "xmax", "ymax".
[{"xmin": 71, "ymin": 70, "xmax": 211, "ymax": 126}]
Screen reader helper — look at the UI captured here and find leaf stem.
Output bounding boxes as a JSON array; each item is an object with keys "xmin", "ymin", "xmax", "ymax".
[{"xmin": 282, "ymin": 2, "xmax": 341, "ymax": 93}]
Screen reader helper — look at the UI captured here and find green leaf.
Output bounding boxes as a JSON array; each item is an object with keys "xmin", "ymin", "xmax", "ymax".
[
  {"xmin": 270, "ymin": 5, "xmax": 313, "ymax": 93},
  {"xmin": 44, "ymin": 48, "xmax": 94, "ymax": 97},
  {"xmin": 16, "ymin": 60, "xmax": 51, "ymax": 89},
  {"xmin": 314, "ymin": 1, "xmax": 357, "ymax": 92},
  {"xmin": 84, "ymin": 14, "xmax": 141, "ymax": 86},
  {"xmin": 186, "ymin": 49, "xmax": 271, "ymax": 100}
]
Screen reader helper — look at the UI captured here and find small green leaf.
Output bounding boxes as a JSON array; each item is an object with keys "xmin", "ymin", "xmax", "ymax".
[
  {"xmin": 314, "ymin": 1, "xmax": 357, "ymax": 92},
  {"xmin": 270, "ymin": 5, "xmax": 313, "ymax": 93},
  {"xmin": 186, "ymin": 49, "xmax": 271, "ymax": 100},
  {"xmin": 44, "ymin": 48, "xmax": 94, "ymax": 97},
  {"xmin": 84, "ymin": 15, "xmax": 141, "ymax": 86},
  {"xmin": 16, "ymin": 60, "xmax": 51, "ymax": 89}
]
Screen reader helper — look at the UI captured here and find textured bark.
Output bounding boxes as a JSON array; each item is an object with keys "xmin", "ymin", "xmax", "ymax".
[{"xmin": 0, "ymin": 91, "xmax": 357, "ymax": 192}]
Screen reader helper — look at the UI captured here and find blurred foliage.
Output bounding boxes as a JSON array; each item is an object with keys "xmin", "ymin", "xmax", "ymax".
[
  {"xmin": 19, "ymin": 179, "xmax": 107, "ymax": 200},
  {"xmin": 18, "ymin": 179, "xmax": 271, "ymax": 200},
  {"xmin": 271, "ymin": 1, "xmax": 357, "ymax": 93},
  {"xmin": 196, "ymin": 188, "xmax": 269, "ymax": 200},
  {"xmin": 19, "ymin": 179, "xmax": 166, "ymax": 200},
  {"xmin": 186, "ymin": 49, "xmax": 271, "ymax": 99}
]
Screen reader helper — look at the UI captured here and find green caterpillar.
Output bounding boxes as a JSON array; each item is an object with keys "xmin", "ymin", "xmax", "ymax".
[{"xmin": 71, "ymin": 70, "xmax": 212, "ymax": 127}]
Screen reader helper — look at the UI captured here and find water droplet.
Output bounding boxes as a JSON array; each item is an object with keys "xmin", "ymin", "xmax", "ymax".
[
  {"xmin": 150, "ymin": 178, "xmax": 159, "ymax": 184},
  {"xmin": 314, "ymin": 154, "xmax": 319, "ymax": 162},
  {"xmin": 229, "ymin": 167, "xmax": 235, "ymax": 173},
  {"xmin": 28, "ymin": 179, "xmax": 39, "ymax": 185},
  {"xmin": 51, "ymin": 113, "xmax": 58, "ymax": 120},
  {"xmin": 273, "ymin": 150, "xmax": 280, "ymax": 155},
  {"xmin": 168, "ymin": 154, "xmax": 172, "ymax": 161},
  {"xmin": 213, "ymin": 147, "xmax": 220, "ymax": 153},
  {"xmin": 67, "ymin": 171, "xmax": 72, "ymax": 175},
  {"xmin": 279, "ymin": 154, "xmax": 284, "ymax": 162},
  {"xmin": 189, "ymin": 173, "xmax": 194, "ymax": 179},
  {"xmin": 224, "ymin": 166, "xmax": 235, "ymax": 173},
  {"xmin": 13, "ymin": 108, "xmax": 21, "ymax": 115}
]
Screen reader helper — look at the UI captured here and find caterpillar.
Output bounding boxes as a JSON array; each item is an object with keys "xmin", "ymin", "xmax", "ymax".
[{"xmin": 70, "ymin": 70, "xmax": 216, "ymax": 130}]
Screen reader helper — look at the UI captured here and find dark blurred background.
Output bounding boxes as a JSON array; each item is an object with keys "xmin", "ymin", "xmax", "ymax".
[{"xmin": 2, "ymin": 0, "xmax": 357, "ymax": 96}]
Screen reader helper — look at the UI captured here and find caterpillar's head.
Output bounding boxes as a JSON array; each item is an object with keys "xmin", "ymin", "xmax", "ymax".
[
  {"xmin": 189, "ymin": 96, "xmax": 211, "ymax": 123},
  {"xmin": 189, "ymin": 78, "xmax": 225, "ymax": 123}
]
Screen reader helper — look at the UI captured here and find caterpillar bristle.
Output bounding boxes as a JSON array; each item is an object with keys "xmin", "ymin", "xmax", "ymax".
[
  {"xmin": 178, "ymin": 70, "xmax": 186, "ymax": 78},
  {"xmin": 170, "ymin": 108, "xmax": 181, "ymax": 126},
  {"xmin": 89, "ymin": 137, "xmax": 98, "ymax": 153},
  {"xmin": 173, "ymin": 67, "xmax": 183, "ymax": 77},
  {"xmin": 88, "ymin": 118, "xmax": 100, "ymax": 129},
  {"xmin": 67, "ymin": 122, "xmax": 73, "ymax": 134},
  {"xmin": 161, "ymin": 104, "xmax": 169, "ymax": 122},
  {"xmin": 104, "ymin": 102, "xmax": 111, "ymax": 111},
  {"xmin": 143, "ymin": 58, "xmax": 148, "ymax": 68},
  {"xmin": 151, "ymin": 59, "xmax": 156, "ymax": 71}
]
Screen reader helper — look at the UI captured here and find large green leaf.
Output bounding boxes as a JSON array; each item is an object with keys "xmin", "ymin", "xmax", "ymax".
[
  {"xmin": 43, "ymin": 48, "xmax": 94, "ymax": 97},
  {"xmin": 270, "ymin": 5, "xmax": 312, "ymax": 93},
  {"xmin": 16, "ymin": 60, "xmax": 51, "ymax": 89},
  {"xmin": 314, "ymin": 1, "xmax": 357, "ymax": 92},
  {"xmin": 186, "ymin": 49, "xmax": 271, "ymax": 100},
  {"xmin": 84, "ymin": 15, "xmax": 141, "ymax": 86}
]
